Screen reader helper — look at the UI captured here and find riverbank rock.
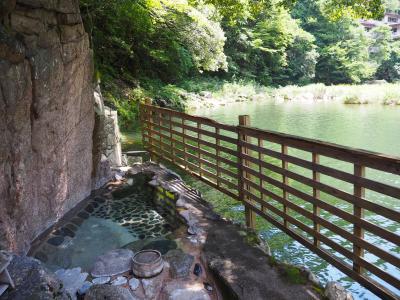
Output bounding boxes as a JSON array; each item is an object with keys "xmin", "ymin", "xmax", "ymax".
[
  {"xmin": 55, "ymin": 267, "xmax": 88, "ymax": 300},
  {"xmin": 91, "ymin": 249, "xmax": 134, "ymax": 277},
  {"xmin": 165, "ymin": 249, "xmax": 194, "ymax": 279},
  {"xmin": 84, "ymin": 285, "xmax": 137, "ymax": 300},
  {"xmin": 1, "ymin": 255, "xmax": 70, "ymax": 299},
  {"xmin": 204, "ymin": 221, "xmax": 321, "ymax": 300},
  {"xmin": 324, "ymin": 282, "xmax": 354, "ymax": 300}
]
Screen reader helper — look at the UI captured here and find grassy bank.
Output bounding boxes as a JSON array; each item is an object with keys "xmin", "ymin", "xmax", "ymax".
[
  {"xmin": 103, "ymin": 76, "xmax": 400, "ymax": 131},
  {"xmin": 184, "ymin": 81, "xmax": 400, "ymax": 109},
  {"xmin": 272, "ymin": 83, "xmax": 400, "ymax": 105}
]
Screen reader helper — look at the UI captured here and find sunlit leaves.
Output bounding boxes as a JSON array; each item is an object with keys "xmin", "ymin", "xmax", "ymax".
[
  {"xmin": 376, "ymin": 41, "xmax": 400, "ymax": 81},
  {"xmin": 190, "ymin": 0, "xmax": 385, "ymax": 23},
  {"xmin": 370, "ymin": 25, "xmax": 393, "ymax": 64},
  {"xmin": 316, "ymin": 26, "xmax": 376, "ymax": 84},
  {"xmin": 323, "ymin": 0, "xmax": 385, "ymax": 20}
]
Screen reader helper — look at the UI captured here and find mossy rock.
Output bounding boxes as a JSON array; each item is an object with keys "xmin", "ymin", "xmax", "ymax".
[
  {"xmin": 268, "ymin": 255, "xmax": 278, "ymax": 267},
  {"xmin": 280, "ymin": 265, "xmax": 307, "ymax": 285},
  {"xmin": 312, "ymin": 284, "xmax": 325, "ymax": 297},
  {"xmin": 242, "ymin": 228, "xmax": 262, "ymax": 247}
]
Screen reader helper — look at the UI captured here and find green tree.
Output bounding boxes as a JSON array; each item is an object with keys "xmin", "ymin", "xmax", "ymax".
[
  {"xmin": 285, "ymin": 29, "xmax": 319, "ymax": 84},
  {"xmin": 293, "ymin": 0, "xmax": 376, "ymax": 84},
  {"xmin": 323, "ymin": 0, "xmax": 384, "ymax": 20},
  {"xmin": 370, "ymin": 25, "xmax": 393, "ymax": 65},
  {"xmin": 80, "ymin": 0, "xmax": 227, "ymax": 81},
  {"xmin": 376, "ymin": 41, "xmax": 400, "ymax": 81},
  {"xmin": 222, "ymin": 4, "xmax": 318, "ymax": 85},
  {"xmin": 78, "ymin": 0, "xmax": 390, "ymax": 128},
  {"xmin": 192, "ymin": 0, "xmax": 385, "ymax": 23},
  {"xmin": 316, "ymin": 25, "xmax": 375, "ymax": 84}
]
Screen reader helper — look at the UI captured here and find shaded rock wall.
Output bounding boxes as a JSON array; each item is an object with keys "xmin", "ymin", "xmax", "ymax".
[
  {"xmin": 0, "ymin": 0, "xmax": 96, "ymax": 253},
  {"xmin": 92, "ymin": 85, "xmax": 122, "ymax": 189}
]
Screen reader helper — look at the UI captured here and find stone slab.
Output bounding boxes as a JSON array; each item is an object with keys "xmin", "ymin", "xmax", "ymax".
[{"xmin": 91, "ymin": 249, "xmax": 134, "ymax": 277}]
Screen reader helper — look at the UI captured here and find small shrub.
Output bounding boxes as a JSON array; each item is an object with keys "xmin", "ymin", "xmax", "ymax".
[
  {"xmin": 382, "ymin": 92, "xmax": 400, "ymax": 105},
  {"xmin": 343, "ymin": 95, "xmax": 368, "ymax": 104}
]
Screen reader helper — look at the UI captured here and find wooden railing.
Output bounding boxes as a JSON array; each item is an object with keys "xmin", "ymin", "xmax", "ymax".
[{"xmin": 140, "ymin": 102, "xmax": 400, "ymax": 300}]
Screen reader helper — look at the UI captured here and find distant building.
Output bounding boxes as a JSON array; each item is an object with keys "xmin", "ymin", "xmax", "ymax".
[{"xmin": 360, "ymin": 11, "xmax": 400, "ymax": 39}]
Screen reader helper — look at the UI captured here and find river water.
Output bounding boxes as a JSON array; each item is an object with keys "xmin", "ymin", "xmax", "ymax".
[
  {"xmin": 122, "ymin": 100, "xmax": 400, "ymax": 299},
  {"xmin": 189, "ymin": 100, "xmax": 400, "ymax": 300}
]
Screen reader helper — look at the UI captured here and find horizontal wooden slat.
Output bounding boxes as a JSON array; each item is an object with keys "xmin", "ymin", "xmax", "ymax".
[
  {"xmin": 143, "ymin": 103, "xmax": 238, "ymax": 132},
  {"xmin": 245, "ymin": 191, "xmax": 400, "ymax": 294},
  {"xmin": 240, "ymin": 141, "xmax": 400, "ymax": 200},
  {"xmin": 243, "ymin": 179, "xmax": 400, "ymax": 270},
  {"xmin": 144, "ymin": 134, "xmax": 239, "ymax": 192},
  {"xmin": 243, "ymin": 165, "xmax": 400, "ymax": 246},
  {"xmin": 164, "ymin": 118, "xmax": 239, "ymax": 145},
  {"xmin": 146, "ymin": 120, "xmax": 239, "ymax": 157},
  {"xmin": 145, "ymin": 124, "xmax": 239, "ymax": 167},
  {"xmin": 243, "ymin": 189, "xmax": 400, "ymax": 290},
  {"xmin": 241, "ymin": 152, "xmax": 400, "ymax": 222},
  {"xmin": 239, "ymin": 126, "xmax": 400, "ymax": 176},
  {"xmin": 141, "ymin": 104, "xmax": 400, "ymax": 300},
  {"xmin": 242, "ymin": 198, "xmax": 400, "ymax": 300},
  {"xmin": 146, "ymin": 149, "xmax": 239, "ymax": 200}
]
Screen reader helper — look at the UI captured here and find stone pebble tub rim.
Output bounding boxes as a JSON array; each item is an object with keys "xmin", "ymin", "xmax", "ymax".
[{"xmin": 132, "ymin": 250, "xmax": 164, "ymax": 278}]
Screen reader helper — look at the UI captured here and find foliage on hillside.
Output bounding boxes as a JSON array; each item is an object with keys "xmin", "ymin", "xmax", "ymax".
[{"xmin": 79, "ymin": 0, "xmax": 400, "ymax": 130}]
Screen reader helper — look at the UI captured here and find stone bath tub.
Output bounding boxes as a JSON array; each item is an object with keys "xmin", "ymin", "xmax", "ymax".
[{"xmin": 30, "ymin": 173, "xmax": 174, "ymax": 271}]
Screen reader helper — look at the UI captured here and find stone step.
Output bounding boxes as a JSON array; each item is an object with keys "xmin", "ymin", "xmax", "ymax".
[
  {"xmin": 123, "ymin": 151, "xmax": 148, "ymax": 157},
  {"xmin": 0, "ymin": 284, "xmax": 9, "ymax": 296}
]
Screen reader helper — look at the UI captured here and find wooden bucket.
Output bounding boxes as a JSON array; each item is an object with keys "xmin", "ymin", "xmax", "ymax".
[{"xmin": 132, "ymin": 250, "xmax": 164, "ymax": 278}]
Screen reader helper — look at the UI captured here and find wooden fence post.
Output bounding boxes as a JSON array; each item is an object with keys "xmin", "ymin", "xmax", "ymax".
[
  {"xmin": 258, "ymin": 138, "xmax": 265, "ymax": 213},
  {"xmin": 145, "ymin": 99, "xmax": 157, "ymax": 162},
  {"xmin": 312, "ymin": 153, "xmax": 320, "ymax": 247},
  {"xmin": 282, "ymin": 145, "xmax": 288, "ymax": 228},
  {"xmin": 353, "ymin": 164, "xmax": 365, "ymax": 274},
  {"xmin": 182, "ymin": 117, "xmax": 188, "ymax": 170},
  {"xmin": 140, "ymin": 102, "xmax": 145, "ymax": 150},
  {"xmin": 198, "ymin": 122, "xmax": 202, "ymax": 176},
  {"xmin": 169, "ymin": 113, "xmax": 175, "ymax": 164},
  {"xmin": 239, "ymin": 115, "xmax": 256, "ymax": 229},
  {"xmin": 216, "ymin": 127, "xmax": 221, "ymax": 188}
]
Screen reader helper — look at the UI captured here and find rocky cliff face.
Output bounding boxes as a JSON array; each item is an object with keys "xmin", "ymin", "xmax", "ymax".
[
  {"xmin": 92, "ymin": 85, "xmax": 122, "ymax": 189},
  {"xmin": 0, "ymin": 0, "xmax": 97, "ymax": 253}
]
